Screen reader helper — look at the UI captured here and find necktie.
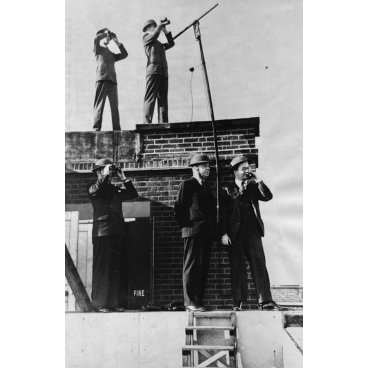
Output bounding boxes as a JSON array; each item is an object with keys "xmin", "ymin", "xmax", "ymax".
[{"xmin": 240, "ymin": 182, "xmax": 245, "ymax": 194}]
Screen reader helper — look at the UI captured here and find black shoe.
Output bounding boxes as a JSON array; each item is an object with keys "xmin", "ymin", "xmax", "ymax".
[
  {"xmin": 186, "ymin": 305, "xmax": 205, "ymax": 312},
  {"xmin": 169, "ymin": 301, "xmax": 186, "ymax": 311},
  {"xmin": 232, "ymin": 302, "xmax": 242, "ymax": 311},
  {"xmin": 96, "ymin": 307, "xmax": 110, "ymax": 313},
  {"xmin": 260, "ymin": 301, "xmax": 288, "ymax": 311},
  {"xmin": 112, "ymin": 307, "xmax": 126, "ymax": 312},
  {"xmin": 142, "ymin": 303, "xmax": 161, "ymax": 311}
]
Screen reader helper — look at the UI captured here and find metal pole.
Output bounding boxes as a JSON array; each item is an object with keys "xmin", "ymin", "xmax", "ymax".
[
  {"xmin": 193, "ymin": 22, "xmax": 222, "ymax": 293},
  {"xmin": 173, "ymin": 3, "xmax": 219, "ymax": 40}
]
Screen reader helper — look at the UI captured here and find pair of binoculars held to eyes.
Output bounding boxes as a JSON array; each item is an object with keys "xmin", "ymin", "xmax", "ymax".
[{"xmin": 109, "ymin": 164, "xmax": 122, "ymax": 173}]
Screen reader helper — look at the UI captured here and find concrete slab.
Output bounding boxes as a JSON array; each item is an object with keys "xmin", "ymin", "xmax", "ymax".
[
  {"xmin": 65, "ymin": 313, "xmax": 139, "ymax": 368},
  {"xmin": 65, "ymin": 311, "xmax": 289, "ymax": 368},
  {"xmin": 285, "ymin": 327, "xmax": 303, "ymax": 351},
  {"xmin": 139, "ymin": 312, "xmax": 187, "ymax": 368},
  {"xmin": 282, "ymin": 328, "xmax": 303, "ymax": 368},
  {"xmin": 236, "ymin": 311, "xmax": 283, "ymax": 368}
]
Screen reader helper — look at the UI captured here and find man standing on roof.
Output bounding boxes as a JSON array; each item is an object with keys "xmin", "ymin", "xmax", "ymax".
[
  {"xmin": 219, "ymin": 155, "xmax": 286, "ymax": 311},
  {"xmin": 142, "ymin": 18, "xmax": 175, "ymax": 124},
  {"xmin": 87, "ymin": 159, "xmax": 138, "ymax": 312},
  {"xmin": 174, "ymin": 154, "xmax": 216, "ymax": 312},
  {"xmin": 93, "ymin": 28, "xmax": 128, "ymax": 131}
]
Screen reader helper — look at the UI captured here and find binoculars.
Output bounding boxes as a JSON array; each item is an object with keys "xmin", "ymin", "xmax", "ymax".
[
  {"xmin": 109, "ymin": 164, "xmax": 122, "ymax": 173},
  {"xmin": 106, "ymin": 30, "xmax": 116, "ymax": 38},
  {"xmin": 161, "ymin": 17, "xmax": 171, "ymax": 26}
]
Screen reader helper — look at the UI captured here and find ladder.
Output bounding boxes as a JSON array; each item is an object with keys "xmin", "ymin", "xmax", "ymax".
[{"xmin": 182, "ymin": 312, "xmax": 237, "ymax": 367}]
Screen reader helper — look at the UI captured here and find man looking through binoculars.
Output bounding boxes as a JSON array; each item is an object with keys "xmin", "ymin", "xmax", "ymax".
[
  {"xmin": 87, "ymin": 159, "xmax": 138, "ymax": 312},
  {"xmin": 92, "ymin": 29, "xmax": 128, "ymax": 131},
  {"xmin": 142, "ymin": 18, "xmax": 175, "ymax": 124}
]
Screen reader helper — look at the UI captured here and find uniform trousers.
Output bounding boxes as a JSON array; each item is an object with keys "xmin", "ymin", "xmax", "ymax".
[
  {"xmin": 91, "ymin": 235, "xmax": 128, "ymax": 309},
  {"xmin": 143, "ymin": 74, "xmax": 169, "ymax": 124},
  {"xmin": 183, "ymin": 236, "xmax": 212, "ymax": 306},
  {"xmin": 227, "ymin": 215, "xmax": 272, "ymax": 304},
  {"xmin": 93, "ymin": 80, "xmax": 121, "ymax": 130}
]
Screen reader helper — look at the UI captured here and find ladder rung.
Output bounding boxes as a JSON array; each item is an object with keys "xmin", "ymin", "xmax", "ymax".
[
  {"xmin": 182, "ymin": 345, "xmax": 235, "ymax": 351},
  {"xmin": 186, "ymin": 326, "xmax": 235, "ymax": 331}
]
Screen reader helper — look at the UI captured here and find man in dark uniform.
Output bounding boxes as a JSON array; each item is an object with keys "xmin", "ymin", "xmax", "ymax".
[
  {"xmin": 219, "ymin": 155, "xmax": 285, "ymax": 311},
  {"xmin": 87, "ymin": 158, "xmax": 138, "ymax": 312},
  {"xmin": 174, "ymin": 154, "xmax": 216, "ymax": 312},
  {"xmin": 142, "ymin": 19, "xmax": 175, "ymax": 124},
  {"xmin": 93, "ymin": 28, "xmax": 128, "ymax": 131}
]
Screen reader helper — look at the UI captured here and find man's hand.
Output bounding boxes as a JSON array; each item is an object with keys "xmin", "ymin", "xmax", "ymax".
[
  {"xmin": 103, "ymin": 164, "xmax": 112, "ymax": 176},
  {"xmin": 159, "ymin": 19, "xmax": 169, "ymax": 33},
  {"xmin": 117, "ymin": 168, "xmax": 127, "ymax": 181},
  {"xmin": 245, "ymin": 173, "xmax": 258, "ymax": 186},
  {"xmin": 221, "ymin": 234, "xmax": 232, "ymax": 246},
  {"xmin": 111, "ymin": 33, "xmax": 119, "ymax": 44}
]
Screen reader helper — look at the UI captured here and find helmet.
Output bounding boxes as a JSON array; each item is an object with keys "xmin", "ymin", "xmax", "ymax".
[
  {"xmin": 96, "ymin": 28, "xmax": 109, "ymax": 36},
  {"xmin": 188, "ymin": 154, "xmax": 212, "ymax": 167},
  {"xmin": 229, "ymin": 155, "xmax": 252, "ymax": 170},
  {"xmin": 92, "ymin": 158, "xmax": 113, "ymax": 172},
  {"xmin": 142, "ymin": 19, "xmax": 157, "ymax": 32}
]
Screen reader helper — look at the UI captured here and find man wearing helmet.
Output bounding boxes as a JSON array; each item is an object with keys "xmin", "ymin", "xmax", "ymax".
[
  {"xmin": 93, "ymin": 28, "xmax": 128, "ymax": 131},
  {"xmin": 174, "ymin": 154, "xmax": 216, "ymax": 312},
  {"xmin": 142, "ymin": 19, "xmax": 175, "ymax": 124},
  {"xmin": 219, "ymin": 155, "xmax": 285, "ymax": 311},
  {"xmin": 87, "ymin": 158, "xmax": 138, "ymax": 312}
]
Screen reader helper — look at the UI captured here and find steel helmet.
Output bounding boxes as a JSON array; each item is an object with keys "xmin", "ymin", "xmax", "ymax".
[
  {"xmin": 142, "ymin": 19, "xmax": 157, "ymax": 32},
  {"xmin": 188, "ymin": 154, "xmax": 212, "ymax": 167},
  {"xmin": 96, "ymin": 28, "xmax": 109, "ymax": 36},
  {"xmin": 92, "ymin": 158, "xmax": 113, "ymax": 172}
]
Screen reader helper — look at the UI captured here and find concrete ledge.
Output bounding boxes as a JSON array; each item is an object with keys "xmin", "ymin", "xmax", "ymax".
[
  {"xmin": 66, "ymin": 311, "xmax": 284, "ymax": 368},
  {"xmin": 134, "ymin": 117, "xmax": 260, "ymax": 136}
]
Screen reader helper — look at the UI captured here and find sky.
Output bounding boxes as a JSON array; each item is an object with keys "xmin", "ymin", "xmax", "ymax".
[{"xmin": 66, "ymin": 0, "xmax": 303, "ymax": 285}]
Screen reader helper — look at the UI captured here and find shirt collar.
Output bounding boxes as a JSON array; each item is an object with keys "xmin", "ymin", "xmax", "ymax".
[
  {"xmin": 193, "ymin": 176, "xmax": 204, "ymax": 186},
  {"xmin": 235, "ymin": 178, "xmax": 244, "ymax": 189}
]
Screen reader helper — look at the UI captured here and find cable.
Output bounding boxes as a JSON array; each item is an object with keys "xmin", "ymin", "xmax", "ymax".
[
  {"xmin": 188, "ymin": 63, "xmax": 203, "ymax": 122},
  {"xmin": 190, "ymin": 71, "xmax": 194, "ymax": 122}
]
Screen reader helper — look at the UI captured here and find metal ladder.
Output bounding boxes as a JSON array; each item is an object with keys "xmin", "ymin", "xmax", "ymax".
[{"xmin": 182, "ymin": 312, "xmax": 237, "ymax": 367}]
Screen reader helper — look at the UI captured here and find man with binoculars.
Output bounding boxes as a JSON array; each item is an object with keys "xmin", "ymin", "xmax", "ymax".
[
  {"xmin": 87, "ymin": 158, "xmax": 138, "ymax": 312},
  {"xmin": 142, "ymin": 18, "xmax": 175, "ymax": 124},
  {"xmin": 219, "ymin": 155, "xmax": 286, "ymax": 312},
  {"xmin": 93, "ymin": 28, "xmax": 128, "ymax": 131}
]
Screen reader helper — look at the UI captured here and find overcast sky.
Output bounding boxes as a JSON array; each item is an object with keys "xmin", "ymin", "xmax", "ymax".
[{"xmin": 66, "ymin": 0, "xmax": 303, "ymax": 285}]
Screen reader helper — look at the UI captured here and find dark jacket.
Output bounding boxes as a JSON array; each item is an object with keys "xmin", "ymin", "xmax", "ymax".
[
  {"xmin": 219, "ymin": 181, "xmax": 273, "ymax": 240},
  {"xmin": 94, "ymin": 33, "xmax": 128, "ymax": 83},
  {"xmin": 87, "ymin": 176, "xmax": 138, "ymax": 238},
  {"xmin": 174, "ymin": 177, "xmax": 216, "ymax": 238},
  {"xmin": 143, "ymin": 27, "xmax": 175, "ymax": 78}
]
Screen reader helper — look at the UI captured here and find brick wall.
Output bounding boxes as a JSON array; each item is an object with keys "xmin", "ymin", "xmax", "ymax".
[{"xmin": 66, "ymin": 118, "xmax": 266, "ymax": 310}]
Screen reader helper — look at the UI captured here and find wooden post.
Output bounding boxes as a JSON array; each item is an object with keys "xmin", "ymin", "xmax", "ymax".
[{"xmin": 65, "ymin": 244, "xmax": 93, "ymax": 312}]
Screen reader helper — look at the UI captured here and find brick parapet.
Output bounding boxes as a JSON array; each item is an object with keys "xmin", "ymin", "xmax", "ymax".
[{"xmin": 65, "ymin": 118, "xmax": 260, "ymax": 173}]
